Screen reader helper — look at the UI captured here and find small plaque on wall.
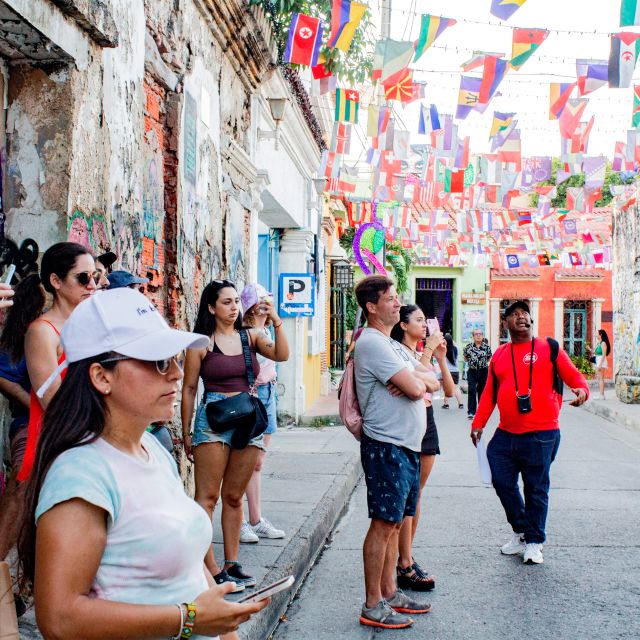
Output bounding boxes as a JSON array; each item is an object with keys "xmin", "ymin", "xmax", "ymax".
[{"xmin": 601, "ymin": 311, "xmax": 613, "ymax": 323}]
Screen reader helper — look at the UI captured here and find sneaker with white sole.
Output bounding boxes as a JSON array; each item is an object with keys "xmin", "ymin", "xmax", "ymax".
[
  {"xmin": 523, "ymin": 543, "xmax": 544, "ymax": 564},
  {"xmin": 213, "ymin": 570, "xmax": 245, "ymax": 592},
  {"xmin": 240, "ymin": 520, "xmax": 259, "ymax": 543},
  {"xmin": 251, "ymin": 517, "xmax": 285, "ymax": 539},
  {"xmin": 501, "ymin": 532, "xmax": 526, "ymax": 555}
]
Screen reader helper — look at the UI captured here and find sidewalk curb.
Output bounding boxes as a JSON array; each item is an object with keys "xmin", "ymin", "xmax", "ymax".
[
  {"xmin": 298, "ymin": 414, "xmax": 342, "ymax": 426},
  {"xmin": 239, "ymin": 445, "xmax": 362, "ymax": 640},
  {"xmin": 582, "ymin": 401, "xmax": 640, "ymax": 430}
]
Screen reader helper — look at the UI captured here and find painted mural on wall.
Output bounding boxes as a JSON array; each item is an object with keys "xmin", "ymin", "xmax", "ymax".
[
  {"xmin": 0, "ymin": 236, "xmax": 39, "ymax": 280},
  {"xmin": 67, "ymin": 209, "xmax": 111, "ymax": 253}
]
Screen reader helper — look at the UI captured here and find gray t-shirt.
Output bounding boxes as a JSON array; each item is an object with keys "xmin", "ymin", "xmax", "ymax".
[{"xmin": 354, "ymin": 328, "xmax": 427, "ymax": 452}]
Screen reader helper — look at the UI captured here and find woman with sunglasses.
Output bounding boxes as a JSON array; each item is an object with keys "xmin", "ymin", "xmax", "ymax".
[
  {"xmin": 5, "ymin": 242, "xmax": 98, "ymax": 481},
  {"xmin": 182, "ymin": 280, "xmax": 289, "ymax": 592},
  {"xmin": 19, "ymin": 289, "xmax": 267, "ymax": 639}
]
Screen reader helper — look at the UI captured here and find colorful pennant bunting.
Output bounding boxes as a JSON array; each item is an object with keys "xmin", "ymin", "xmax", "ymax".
[
  {"xmin": 634, "ymin": 86, "xmax": 640, "ymax": 127},
  {"xmin": 608, "ymin": 32, "xmax": 640, "ymax": 88},
  {"xmin": 456, "ymin": 76, "xmax": 482, "ymax": 120},
  {"xmin": 549, "ymin": 82, "xmax": 575, "ymax": 120},
  {"xmin": 335, "ymin": 88, "xmax": 360, "ymax": 123},
  {"xmin": 419, "ymin": 103, "xmax": 441, "ymax": 134},
  {"xmin": 414, "ymin": 15, "xmax": 457, "ymax": 61},
  {"xmin": 328, "ymin": 0, "xmax": 367, "ymax": 52},
  {"xmin": 284, "ymin": 14, "xmax": 323, "ymax": 67},
  {"xmin": 491, "ymin": 0, "xmax": 527, "ymax": 21},
  {"xmin": 620, "ymin": 0, "xmax": 640, "ymax": 26},
  {"xmin": 510, "ymin": 28, "xmax": 549, "ymax": 70}
]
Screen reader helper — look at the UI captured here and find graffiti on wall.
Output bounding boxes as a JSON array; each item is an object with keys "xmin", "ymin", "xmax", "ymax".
[
  {"xmin": 0, "ymin": 236, "xmax": 39, "ymax": 281},
  {"xmin": 67, "ymin": 209, "xmax": 111, "ymax": 253}
]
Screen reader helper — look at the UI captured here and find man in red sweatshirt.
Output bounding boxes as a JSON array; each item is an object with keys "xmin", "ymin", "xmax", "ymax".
[{"xmin": 470, "ymin": 301, "xmax": 588, "ymax": 565}]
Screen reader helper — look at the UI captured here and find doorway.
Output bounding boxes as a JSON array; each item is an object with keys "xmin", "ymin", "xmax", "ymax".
[
  {"xmin": 415, "ymin": 278, "xmax": 454, "ymax": 337},
  {"xmin": 563, "ymin": 301, "xmax": 587, "ymax": 357}
]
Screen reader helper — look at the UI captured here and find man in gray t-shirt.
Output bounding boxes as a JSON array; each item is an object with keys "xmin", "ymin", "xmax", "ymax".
[
  {"xmin": 353, "ymin": 276, "xmax": 439, "ymax": 630},
  {"xmin": 355, "ymin": 328, "xmax": 426, "ymax": 452}
]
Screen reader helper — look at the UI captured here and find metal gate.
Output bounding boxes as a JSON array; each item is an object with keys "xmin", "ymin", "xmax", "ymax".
[
  {"xmin": 329, "ymin": 262, "xmax": 353, "ymax": 370},
  {"xmin": 563, "ymin": 301, "xmax": 587, "ymax": 357}
]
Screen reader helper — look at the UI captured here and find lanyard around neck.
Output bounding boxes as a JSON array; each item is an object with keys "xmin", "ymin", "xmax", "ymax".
[{"xmin": 510, "ymin": 338, "xmax": 535, "ymax": 395}]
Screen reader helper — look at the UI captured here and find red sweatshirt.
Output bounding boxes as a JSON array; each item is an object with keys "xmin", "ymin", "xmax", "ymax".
[{"xmin": 472, "ymin": 338, "xmax": 589, "ymax": 434}]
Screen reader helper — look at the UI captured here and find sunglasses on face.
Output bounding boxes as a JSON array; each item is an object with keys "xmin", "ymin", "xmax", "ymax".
[
  {"xmin": 212, "ymin": 279, "xmax": 235, "ymax": 288},
  {"xmin": 74, "ymin": 271, "xmax": 101, "ymax": 286},
  {"xmin": 100, "ymin": 351, "xmax": 185, "ymax": 375}
]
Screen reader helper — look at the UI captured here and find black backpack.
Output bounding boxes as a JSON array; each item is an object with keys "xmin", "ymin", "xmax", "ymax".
[{"xmin": 492, "ymin": 337, "xmax": 564, "ymax": 404}]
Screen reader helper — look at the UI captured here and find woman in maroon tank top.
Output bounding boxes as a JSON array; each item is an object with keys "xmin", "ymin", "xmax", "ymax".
[{"xmin": 181, "ymin": 280, "xmax": 289, "ymax": 592}]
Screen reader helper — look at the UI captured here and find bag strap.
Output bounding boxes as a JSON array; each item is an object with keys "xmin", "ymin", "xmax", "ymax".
[
  {"xmin": 239, "ymin": 329, "xmax": 257, "ymax": 394},
  {"xmin": 353, "ymin": 348, "xmax": 376, "ymax": 417}
]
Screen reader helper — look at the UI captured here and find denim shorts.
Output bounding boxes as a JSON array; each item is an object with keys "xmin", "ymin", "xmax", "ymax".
[
  {"xmin": 360, "ymin": 432, "xmax": 421, "ymax": 524},
  {"xmin": 192, "ymin": 391, "xmax": 265, "ymax": 450},
  {"xmin": 257, "ymin": 382, "xmax": 278, "ymax": 435}
]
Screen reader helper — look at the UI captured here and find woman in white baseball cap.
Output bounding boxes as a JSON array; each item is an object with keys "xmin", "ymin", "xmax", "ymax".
[{"xmin": 19, "ymin": 289, "xmax": 267, "ymax": 639}]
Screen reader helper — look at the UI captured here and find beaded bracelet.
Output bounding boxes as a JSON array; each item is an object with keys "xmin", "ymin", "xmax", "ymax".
[
  {"xmin": 172, "ymin": 603, "xmax": 185, "ymax": 640},
  {"xmin": 180, "ymin": 602, "xmax": 197, "ymax": 639}
]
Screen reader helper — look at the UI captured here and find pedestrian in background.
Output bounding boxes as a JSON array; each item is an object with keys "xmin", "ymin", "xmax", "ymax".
[
  {"xmin": 239, "ymin": 283, "xmax": 286, "ymax": 544},
  {"xmin": 4, "ymin": 243, "xmax": 98, "ymax": 481},
  {"xmin": 19, "ymin": 289, "xmax": 267, "ymax": 640},
  {"xmin": 463, "ymin": 329, "xmax": 492, "ymax": 419},
  {"xmin": 441, "ymin": 333, "xmax": 464, "ymax": 410},
  {"xmin": 391, "ymin": 305, "xmax": 454, "ymax": 593},
  {"xmin": 95, "ymin": 250, "xmax": 117, "ymax": 290},
  {"xmin": 354, "ymin": 276, "xmax": 437, "ymax": 630},
  {"xmin": 181, "ymin": 280, "xmax": 289, "ymax": 592},
  {"xmin": 107, "ymin": 269, "xmax": 149, "ymax": 291},
  {"xmin": 594, "ymin": 328, "xmax": 611, "ymax": 400},
  {"xmin": 471, "ymin": 301, "xmax": 588, "ymax": 565}
]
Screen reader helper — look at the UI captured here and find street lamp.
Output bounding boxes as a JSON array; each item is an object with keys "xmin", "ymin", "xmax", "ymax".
[
  {"xmin": 333, "ymin": 259, "xmax": 354, "ymax": 289},
  {"xmin": 257, "ymin": 97, "xmax": 288, "ymax": 150}
]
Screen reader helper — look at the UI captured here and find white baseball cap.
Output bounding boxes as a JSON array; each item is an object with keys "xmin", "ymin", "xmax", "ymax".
[{"xmin": 36, "ymin": 289, "xmax": 209, "ymax": 397}]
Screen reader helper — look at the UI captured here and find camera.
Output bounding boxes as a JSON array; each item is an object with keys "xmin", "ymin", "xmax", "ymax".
[{"xmin": 516, "ymin": 393, "xmax": 532, "ymax": 414}]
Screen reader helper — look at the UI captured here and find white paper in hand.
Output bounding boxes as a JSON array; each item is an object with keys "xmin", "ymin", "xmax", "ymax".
[{"xmin": 476, "ymin": 437, "xmax": 492, "ymax": 485}]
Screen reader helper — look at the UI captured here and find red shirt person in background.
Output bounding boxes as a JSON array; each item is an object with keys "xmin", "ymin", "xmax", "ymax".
[{"xmin": 470, "ymin": 301, "xmax": 588, "ymax": 565}]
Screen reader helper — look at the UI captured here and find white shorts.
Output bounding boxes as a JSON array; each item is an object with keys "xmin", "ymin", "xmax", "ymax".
[{"xmin": 596, "ymin": 355, "xmax": 608, "ymax": 369}]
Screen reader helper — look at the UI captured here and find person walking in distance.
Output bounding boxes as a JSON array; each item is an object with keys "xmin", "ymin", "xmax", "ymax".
[
  {"xmin": 181, "ymin": 280, "xmax": 289, "ymax": 592},
  {"xmin": 463, "ymin": 329, "xmax": 492, "ymax": 419},
  {"xmin": 19, "ymin": 289, "xmax": 267, "ymax": 640},
  {"xmin": 441, "ymin": 333, "xmax": 464, "ymax": 409},
  {"xmin": 354, "ymin": 276, "xmax": 439, "ymax": 630},
  {"xmin": 594, "ymin": 329, "xmax": 611, "ymax": 400},
  {"xmin": 239, "ymin": 283, "xmax": 286, "ymax": 544},
  {"xmin": 390, "ymin": 305, "xmax": 454, "ymax": 592},
  {"xmin": 470, "ymin": 301, "xmax": 588, "ymax": 565}
]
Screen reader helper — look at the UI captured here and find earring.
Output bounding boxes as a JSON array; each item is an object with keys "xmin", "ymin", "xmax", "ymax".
[{"xmin": 104, "ymin": 389, "xmax": 111, "ymax": 395}]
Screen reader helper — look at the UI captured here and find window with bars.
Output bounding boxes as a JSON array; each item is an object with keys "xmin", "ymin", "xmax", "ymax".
[{"xmin": 563, "ymin": 301, "xmax": 588, "ymax": 357}]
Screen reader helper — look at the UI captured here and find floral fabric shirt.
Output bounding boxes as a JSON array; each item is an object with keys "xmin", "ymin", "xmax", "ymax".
[{"xmin": 463, "ymin": 341, "xmax": 492, "ymax": 370}]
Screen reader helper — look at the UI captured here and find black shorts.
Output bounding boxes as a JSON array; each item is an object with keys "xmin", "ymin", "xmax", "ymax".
[
  {"xmin": 421, "ymin": 405, "xmax": 440, "ymax": 455},
  {"xmin": 451, "ymin": 371, "xmax": 460, "ymax": 385},
  {"xmin": 360, "ymin": 432, "xmax": 421, "ymax": 523}
]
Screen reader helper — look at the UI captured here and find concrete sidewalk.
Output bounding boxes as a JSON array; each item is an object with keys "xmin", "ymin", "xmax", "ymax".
[
  {"xmin": 582, "ymin": 395, "xmax": 640, "ymax": 430},
  {"xmin": 17, "ymin": 426, "xmax": 362, "ymax": 640}
]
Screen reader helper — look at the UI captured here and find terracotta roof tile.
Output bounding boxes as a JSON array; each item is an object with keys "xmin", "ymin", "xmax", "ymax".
[{"xmin": 491, "ymin": 268, "xmax": 541, "ymax": 278}]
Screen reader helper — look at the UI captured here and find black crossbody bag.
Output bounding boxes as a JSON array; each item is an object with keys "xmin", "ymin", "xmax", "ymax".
[{"xmin": 205, "ymin": 329, "xmax": 268, "ymax": 449}]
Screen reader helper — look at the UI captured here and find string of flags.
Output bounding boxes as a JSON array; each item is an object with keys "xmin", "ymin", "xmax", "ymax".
[{"xmin": 278, "ymin": 0, "xmax": 640, "ymax": 269}]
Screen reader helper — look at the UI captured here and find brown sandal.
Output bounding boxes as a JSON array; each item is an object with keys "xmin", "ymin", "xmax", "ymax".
[{"xmin": 397, "ymin": 564, "xmax": 435, "ymax": 592}]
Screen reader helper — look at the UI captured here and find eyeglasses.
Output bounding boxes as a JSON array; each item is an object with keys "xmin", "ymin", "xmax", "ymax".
[
  {"xmin": 99, "ymin": 351, "xmax": 185, "ymax": 375},
  {"xmin": 74, "ymin": 271, "xmax": 101, "ymax": 286}
]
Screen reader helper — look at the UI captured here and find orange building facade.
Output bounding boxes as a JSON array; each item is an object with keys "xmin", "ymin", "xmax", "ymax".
[{"xmin": 488, "ymin": 266, "xmax": 613, "ymax": 379}]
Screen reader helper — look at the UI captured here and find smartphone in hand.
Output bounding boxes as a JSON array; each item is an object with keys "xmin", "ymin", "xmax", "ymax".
[
  {"xmin": 236, "ymin": 575, "xmax": 295, "ymax": 604},
  {"xmin": 426, "ymin": 318, "xmax": 440, "ymax": 336},
  {"xmin": 2, "ymin": 265, "xmax": 15, "ymax": 284}
]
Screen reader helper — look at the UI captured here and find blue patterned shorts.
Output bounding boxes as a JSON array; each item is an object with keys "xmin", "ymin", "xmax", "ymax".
[{"xmin": 360, "ymin": 432, "xmax": 421, "ymax": 523}]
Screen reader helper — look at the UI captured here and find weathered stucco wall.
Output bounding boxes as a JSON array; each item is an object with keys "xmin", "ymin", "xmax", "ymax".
[{"xmin": 612, "ymin": 204, "xmax": 640, "ymax": 381}]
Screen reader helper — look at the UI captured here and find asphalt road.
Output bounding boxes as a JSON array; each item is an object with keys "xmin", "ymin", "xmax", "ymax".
[{"xmin": 273, "ymin": 402, "xmax": 640, "ymax": 640}]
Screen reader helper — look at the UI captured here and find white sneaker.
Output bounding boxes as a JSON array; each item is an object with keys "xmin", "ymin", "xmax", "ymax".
[
  {"xmin": 240, "ymin": 520, "xmax": 259, "ymax": 543},
  {"xmin": 523, "ymin": 543, "xmax": 544, "ymax": 564},
  {"xmin": 501, "ymin": 532, "xmax": 526, "ymax": 555},
  {"xmin": 251, "ymin": 517, "xmax": 285, "ymax": 539}
]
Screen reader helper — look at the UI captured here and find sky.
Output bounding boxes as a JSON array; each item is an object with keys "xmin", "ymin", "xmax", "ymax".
[{"xmin": 350, "ymin": 0, "xmax": 634, "ymax": 162}]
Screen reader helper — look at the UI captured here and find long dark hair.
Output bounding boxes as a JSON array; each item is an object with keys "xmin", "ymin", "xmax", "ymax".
[
  {"xmin": 445, "ymin": 333, "xmax": 457, "ymax": 366},
  {"xmin": 598, "ymin": 329, "xmax": 611, "ymax": 355},
  {"xmin": 1, "ymin": 242, "xmax": 91, "ymax": 362},
  {"xmin": 193, "ymin": 280, "xmax": 243, "ymax": 336},
  {"xmin": 18, "ymin": 353, "xmax": 117, "ymax": 585},
  {"xmin": 390, "ymin": 305, "xmax": 420, "ymax": 343}
]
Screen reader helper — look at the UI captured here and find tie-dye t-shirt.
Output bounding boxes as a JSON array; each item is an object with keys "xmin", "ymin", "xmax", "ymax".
[{"xmin": 36, "ymin": 432, "xmax": 215, "ymax": 639}]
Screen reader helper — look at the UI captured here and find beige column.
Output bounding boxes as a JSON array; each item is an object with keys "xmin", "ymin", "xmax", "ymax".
[
  {"xmin": 553, "ymin": 298, "xmax": 564, "ymax": 344},
  {"xmin": 591, "ymin": 298, "xmax": 605, "ymax": 349},
  {"xmin": 529, "ymin": 297, "xmax": 541, "ymax": 338},
  {"xmin": 489, "ymin": 298, "xmax": 501, "ymax": 350}
]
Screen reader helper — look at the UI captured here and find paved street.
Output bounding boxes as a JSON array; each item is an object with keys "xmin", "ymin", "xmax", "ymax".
[{"xmin": 274, "ymin": 403, "xmax": 640, "ymax": 640}]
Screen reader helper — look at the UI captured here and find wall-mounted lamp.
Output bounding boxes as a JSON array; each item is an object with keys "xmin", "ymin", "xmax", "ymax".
[
  {"xmin": 312, "ymin": 177, "xmax": 327, "ymax": 208},
  {"xmin": 257, "ymin": 98, "xmax": 288, "ymax": 150}
]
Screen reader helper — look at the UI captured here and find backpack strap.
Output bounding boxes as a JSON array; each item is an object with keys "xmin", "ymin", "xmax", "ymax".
[
  {"xmin": 546, "ymin": 337, "xmax": 564, "ymax": 395},
  {"xmin": 239, "ymin": 329, "xmax": 258, "ymax": 395}
]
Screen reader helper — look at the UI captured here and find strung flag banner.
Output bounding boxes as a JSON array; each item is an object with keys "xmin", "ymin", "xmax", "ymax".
[
  {"xmin": 510, "ymin": 28, "xmax": 549, "ymax": 70},
  {"xmin": 419, "ymin": 103, "xmax": 441, "ymax": 134},
  {"xmin": 479, "ymin": 56, "xmax": 509, "ymax": 103},
  {"xmin": 613, "ymin": 141, "xmax": 627, "ymax": 171},
  {"xmin": 414, "ymin": 15, "xmax": 457, "ymax": 61},
  {"xmin": 489, "ymin": 111, "xmax": 515, "ymax": 140},
  {"xmin": 559, "ymin": 99, "xmax": 588, "ymax": 139},
  {"xmin": 284, "ymin": 14, "xmax": 323, "ymax": 67},
  {"xmin": 633, "ymin": 86, "xmax": 640, "ymax": 127},
  {"xmin": 367, "ymin": 104, "xmax": 379, "ymax": 137},
  {"xmin": 620, "ymin": 0, "xmax": 640, "ymax": 26},
  {"xmin": 506, "ymin": 254, "xmax": 521, "ymax": 268},
  {"xmin": 330, "ymin": 122, "xmax": 352, "ymax": 154},
  {"xmin": 608, "ymin": 32, "xmax": 640, "ymax": 88},
  {"xmin": 328, "ymin": 0, "xmax": 367, "ymax": 52},
  {"xmin": 383, "ymin": 68, "xmax": 414, "ymax": 102},
  {"xmin": 521, "ymin": 157, "xmax": 552, "ymax": 186},
  {"xmin": 462, "ymin": 51, "xmax": 504, "ymax": 72},
  {"xmin": 335, "ymin": 88, "xmax": 360, "ymax": 123},
  {"xmin": 456, "ymin": 76, "xmax": 482, "ymax": 120},
  {"xmin": 549, "ymin": 82, "xmax": 575, "ymax": 120},
  {"xmin": 583, "ymin": 156, "xmax": 607, "ymax": 192},
  {"xmin": 491, "ymin": 0, "xmax": 527, "ymax": 21},
  {"xmin": 491, "ymin": 118, "xmax": 518, "ymax": 151},
  {"xmin": 576, "ymin": 59, "xmax": 609, "ymax": 95},
  {"xmin": 311, "ymin": 61, "xmax": 336, "ymax": 96},
  {"xmin": 380, "ymin": 39, "xmax": 415, "ymax": 83}
]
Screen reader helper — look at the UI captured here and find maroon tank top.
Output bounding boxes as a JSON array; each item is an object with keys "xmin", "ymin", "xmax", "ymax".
[{"xmin": 200, "ymin": 334, "xmax": 261, "ymax": 393}]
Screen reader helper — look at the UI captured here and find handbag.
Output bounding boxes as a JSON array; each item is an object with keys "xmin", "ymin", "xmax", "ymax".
[{"xmin": 205, "ymin": 329, "xmax": 268, "ymax": 449}]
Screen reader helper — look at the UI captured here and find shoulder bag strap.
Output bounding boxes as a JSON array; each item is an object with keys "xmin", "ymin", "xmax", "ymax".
[
  {"xmin": 239, "ymin": 329, "xmax": 257, "ymax": 394},
  {"xmin": 353, "ymin": 350, "xmax": 377, "ymax": 417}
]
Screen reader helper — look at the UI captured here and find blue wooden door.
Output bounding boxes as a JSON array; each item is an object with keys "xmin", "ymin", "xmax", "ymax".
[{"xmin": 563, "ymin": 306, "xmax": 587, "ymax": 357}]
